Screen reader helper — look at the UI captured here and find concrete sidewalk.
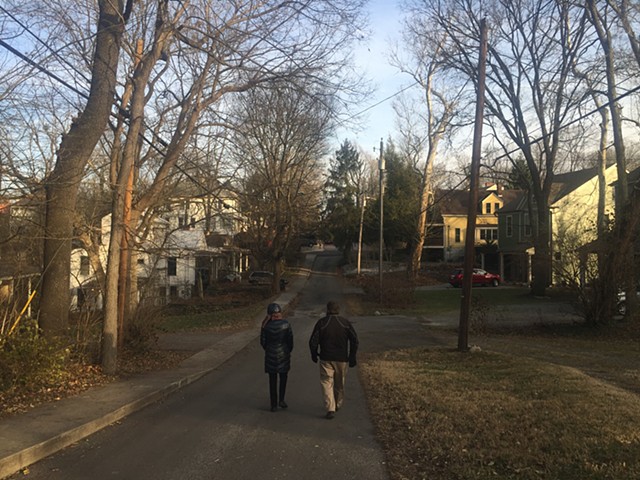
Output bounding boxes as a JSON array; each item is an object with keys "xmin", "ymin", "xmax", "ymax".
[{"xmin": 0, "ymin": 262, "xmax": 312, "ymax": 479}]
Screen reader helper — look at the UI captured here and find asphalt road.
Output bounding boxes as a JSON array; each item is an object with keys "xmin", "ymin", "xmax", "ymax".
[{"xmin": 12, "ymin": 251, "xmax": 407, "ymax": 480}]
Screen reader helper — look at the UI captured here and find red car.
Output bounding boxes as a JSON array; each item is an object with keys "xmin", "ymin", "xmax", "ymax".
[{"xmin": 449, "ymin": 268, "xmax": 501, "ymax": 288}]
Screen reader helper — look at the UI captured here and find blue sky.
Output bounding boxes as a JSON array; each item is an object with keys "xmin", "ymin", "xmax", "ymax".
[{"xmin": 333, "ymin": 0, "xmax": 411, "ymax": 154}]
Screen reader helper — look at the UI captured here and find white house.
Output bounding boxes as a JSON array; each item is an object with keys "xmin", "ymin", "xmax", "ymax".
[{"xmin": 70, "ymin": 193, "xmax": 249, "ymax": 309}]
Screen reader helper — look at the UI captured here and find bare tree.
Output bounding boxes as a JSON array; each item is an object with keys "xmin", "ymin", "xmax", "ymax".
[
  {"xmin": 427, "ymin": 0, "xmax": 589, "ymax": 296},
  {"xmin": 585, "ymin": 0, "xmax": 640, "ymax": 318},
  {"xmin": 233, "ymin": 81, "xmax": 331, "ymax": 290},
  {"xmin": 392, "ymin": 5, "xmax": 471, "ymax": 279},
  {"xmin": 38, "ymin": 0, "xmax": 130, "ymax": 338},
  {"xmin": 94, "ymin": 0, "xmax": 365, "ymax": 370}
]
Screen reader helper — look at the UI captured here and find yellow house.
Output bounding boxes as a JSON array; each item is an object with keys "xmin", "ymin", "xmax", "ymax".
[
  {"xmin": 426, "ymin": 185, "xmax": 520, "ymax": 272},
  {"xmin": 550, "ymin": 164, "xmax": 618, "ymax": 285},
  {"xmin": 498, "ymin": 164, "xmax": 618, "ymax": 284}
]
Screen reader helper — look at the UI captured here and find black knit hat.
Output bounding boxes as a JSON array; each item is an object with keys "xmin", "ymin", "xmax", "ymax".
[{"xmin": 267, "ymin": 303, "xmax": 282, "ymax": 314}]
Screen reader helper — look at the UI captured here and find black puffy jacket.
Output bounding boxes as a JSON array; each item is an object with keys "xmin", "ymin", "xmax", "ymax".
[{"xmin": 260, "ymin": 319, "xmax": 293, "ymax": 374}]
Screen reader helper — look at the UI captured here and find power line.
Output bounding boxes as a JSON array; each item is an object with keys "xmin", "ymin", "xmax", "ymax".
[
  {"xmin": 0, "ymin": 5, "xmax": 93, "ymax": 86},
  {"xmin": 3, "ymin": 9, "xmax": 640, "ymax": 182},
  {"xmin": 490, "ymin": 83, "xmax": 640, "ymax": 165},
  {"xmin": 339, "ymin": 81, "xmax": 419, "ymax": 125},
  {"xmin": 0, "ymin": 38, "xmax": 89, "ymax": 100}
]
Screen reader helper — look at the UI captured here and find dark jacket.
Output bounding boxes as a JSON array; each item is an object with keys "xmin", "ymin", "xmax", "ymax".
[
  {"xmin": 260, "ymin": 319, "xmax": 293, "ymax": 374},
  {"xmin": 309, "ymin": 315, "xmax": 358, "ymax": 364}
]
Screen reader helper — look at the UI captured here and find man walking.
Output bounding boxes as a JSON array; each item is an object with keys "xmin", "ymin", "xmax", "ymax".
[{"xmin": 309, "ymin": 301, "xmax": 358, "ymax": 419}]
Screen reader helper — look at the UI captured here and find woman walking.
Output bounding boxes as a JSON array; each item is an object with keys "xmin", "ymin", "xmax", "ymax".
[{"xmin": 260, "ymin": 303, "xmax": 293, "ymax": 412}]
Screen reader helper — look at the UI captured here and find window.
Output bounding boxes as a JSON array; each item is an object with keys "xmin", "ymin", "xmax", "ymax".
[
  {"xmin": 506, "ymin": 215, "xmax": 513, "ymax": 237},
  {"xmin": 168, "ymin": 257, "xmax": 177, "ymax": 276},
  {"xmin": 455, "ymin": 228, "xmax": 461, "ymax": 243},
  {"xmin": 480, "ymin": 228, "xmax": 498, "ymax": 241},
  {"xmin": 494, "ymin": 202, "xmax": 500, "ymax": 213},
  {"xmin": 523, "ymin": 213, "xmax": 532, "ymax": 236},
  {"xmin": 485, "ymin": 203, "xmax": 491, "ymax": 214},
  {"xmin": 80, "ymin": 256, "xmax": 90, "ymax": 276},
  {"xmin": 220, "ymin": 215, "xmax": 234, "ymax": 231}
]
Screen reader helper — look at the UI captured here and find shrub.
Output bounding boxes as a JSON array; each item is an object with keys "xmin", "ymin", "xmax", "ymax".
[
  {"xmin": 124, "ymin": 306, "xmax": 162, "ymax": 353},
  {"xmin": 360, "ymin": 273, "xmax": 416, "ymax": 307},
  {"xmin": 0, "ymin": 320, "xmax": 70, "ymax": 393}
]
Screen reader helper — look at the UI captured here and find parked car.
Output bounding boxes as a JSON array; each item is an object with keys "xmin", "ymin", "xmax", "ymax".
[
  {"xmin": 449, "ymin": 268, "xmax": 501, "ymax": 288},
  {"xmin": 616, "ymin": 290, "xmax": 640, "ymax": 316},
  {"xmin": 249, "ymin": 271, "xmax": 274, "ymax": 285}
]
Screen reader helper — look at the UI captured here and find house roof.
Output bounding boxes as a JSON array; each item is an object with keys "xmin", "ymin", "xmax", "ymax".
[
  {"xmin": 499, "ymin": 191, "xmax": 528, "ymax": 213},
  {"xmin": 549, "ymin": 167, "xmax": 603, "ymax": 204},
  {"xmin": 436, "ymin": 190, "xmax": 468, "ymax": 215},
  {"xmin": 499, "ymin": 166, "xmax": 618, "ymax": 214},
  {"xmin": 435, "ymin": 187, "xmax": 522, "ymax": 215}
]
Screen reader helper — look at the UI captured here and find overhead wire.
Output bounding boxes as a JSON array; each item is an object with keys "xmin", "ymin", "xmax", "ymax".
[
  {"xmin": 0, "ymin": 22, "xmax": 229, "ymax": 203},
  {"xmin": 0, "ymin": 5, "xmax": 93, "ymax": 87},
  {"xmin": 2, "ymin": 6, "xmax": 640, "ymax": 186}
]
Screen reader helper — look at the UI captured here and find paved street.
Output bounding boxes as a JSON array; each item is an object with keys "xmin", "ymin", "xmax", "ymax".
[{"xmin": 5, "ymin": 251, "xmax": 398, "ymax": 480}]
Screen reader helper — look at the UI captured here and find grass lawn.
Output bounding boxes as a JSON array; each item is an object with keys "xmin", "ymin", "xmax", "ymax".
[
  {"xmin": 347, "ymin": 282, "xmax": 578, "ymax": 318},
  {"xmin": 406, "ymin": 286, "xmax": 576, "ymax": 315},
  {"xmin": 351, "ymin": 276, "xmax": 640, "ymax": 479},
  {"xmin": 360, "ymin": 345, "xmax": 640, "ymax": 480},
  {"xmin": 157, "ymin": 303, "xmax": 265, "ymax": 333}
]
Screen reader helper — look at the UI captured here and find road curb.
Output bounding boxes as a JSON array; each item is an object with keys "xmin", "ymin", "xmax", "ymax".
[{"xmin": 0, "ymin": 254, "xmax": 317, "ymax": 479}]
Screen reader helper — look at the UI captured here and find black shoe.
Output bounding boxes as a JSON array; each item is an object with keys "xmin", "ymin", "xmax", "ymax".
[
  {"xmin": 279, "ymin": 400, "xmax": 288, "ymax": 409},
  {"xmin": 271, "ymin": 405, "xmax": 277, "ymax": 412},
  {"xmin": 325, "ymin": 411, "xmax": 335, "ymax": 420}
]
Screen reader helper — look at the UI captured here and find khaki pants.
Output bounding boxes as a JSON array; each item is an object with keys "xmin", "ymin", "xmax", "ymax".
[{"xmin": 319, "ymin": 360, "xmax": 348, "ymax": 413}]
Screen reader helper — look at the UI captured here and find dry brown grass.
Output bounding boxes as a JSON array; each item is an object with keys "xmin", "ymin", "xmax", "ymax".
[{"xmin": 360, "ymin": 346, "xmax": 640, "ymax": 480}]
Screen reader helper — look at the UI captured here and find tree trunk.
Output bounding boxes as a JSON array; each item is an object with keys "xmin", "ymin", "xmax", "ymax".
[
  {"xmin": 531, "ymin": 207, "xmax": 551, "ymax": 296},
  {"xmin": 40, "ymin": 0, "xmax": 127, "ymax": 338},
  {"xmin": 587, "ymin": 0, "xmax": 636, "ymax": 316},
  {"xmin": 408, "ymin": 148, "xmax": 437, "ymax": 280}
]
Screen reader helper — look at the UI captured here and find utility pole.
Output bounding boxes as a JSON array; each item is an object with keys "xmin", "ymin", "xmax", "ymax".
[
  {"xmin": 458, "ymin": 18, "xmax": 488, "ymax": 352},
  {"xmin": 378, "ymin": 138, "xmax": 385, "ymax": 303},
  {"xmin": 357, "ymin": 194, "xmax": 366, "ymax": 275}
]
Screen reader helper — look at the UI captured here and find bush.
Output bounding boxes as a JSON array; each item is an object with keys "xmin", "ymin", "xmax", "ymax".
[
  {"xmin": 124, "ymin": 306, "xmax": 162, "ymax": 353},
  {"xmin": 0, "ymin": 321, "xmax": 70, "ymax": 393},
  {"xmin": 360, "ymin": 273, "xmax": 416, "ymax": 307}
]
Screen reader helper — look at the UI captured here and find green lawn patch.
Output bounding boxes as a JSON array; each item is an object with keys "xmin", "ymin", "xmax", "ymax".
[
  {"xmin": 157, "ymin": 303, "xmax": 265, "ymax": 333},
  {"xmin": 393, "ymin": 286, "xmax": 576, "ymax": 315}
]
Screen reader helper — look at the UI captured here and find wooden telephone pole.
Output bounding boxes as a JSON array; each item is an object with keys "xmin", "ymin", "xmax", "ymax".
[
  {"xmin": 458, "ymin": 19, "xmax": 488, "ymax": 351},
  {"xmin": 378, "ymin": 138, "xmax": 385, "ymax": 303}
]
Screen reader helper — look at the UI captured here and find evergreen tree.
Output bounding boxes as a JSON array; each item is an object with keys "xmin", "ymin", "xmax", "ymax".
[
  {"xmin": 381, "ymin": 142, "xmax": 421, "ymax": 250},
  {"xmin": 324, "ymin": 140, "xmax": 364, "ymax": 257}
]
